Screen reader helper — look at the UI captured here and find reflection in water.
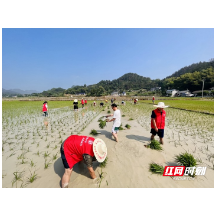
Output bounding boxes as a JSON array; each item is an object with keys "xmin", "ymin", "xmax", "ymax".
[{"xmin": 44, "ymin": 117, "xmax": 48, "ymax": 129}]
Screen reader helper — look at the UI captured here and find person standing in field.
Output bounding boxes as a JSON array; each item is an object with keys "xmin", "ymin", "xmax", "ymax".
[
  {"xmin": 85, "ymin": 99, "xmax": 87, "ymax": 105},
  {"xmin": 106, "ymin": 103, "xmax": 121, "ymax": 142},
  {"xmin": 93, "ymin": 101, "xmax": 96, "ymax": 106},
  {"xmin": 42, "ymin": 101, "xmax": 48, "ymax": 117},
  {"xmin": 81, "ymin": 98, "xmax": 85, "ymax": 108},
  {"xmin": 73, "ymin": 99, "xmax": 78, "ymax": 111},
  {"xmin": 150, "ymin": 102, "xmax": 168, "ymax": 145},
  {"xmin": 134, "ymin": 98, "xmax": 137, "ymax": 105},
  {"xmin": 152, "ymin": 96, "xmax": 155, "ymax": 104},
  {"xmin": 60, "ymin": 135, "xmax": 107, "ymax": 188}
]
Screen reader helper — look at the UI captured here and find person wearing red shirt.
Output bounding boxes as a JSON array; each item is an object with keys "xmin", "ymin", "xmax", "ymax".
[
  {"xmin": 151, "ymin": 102, "xmax": 168, "ymax": 145},
  {"xmin": 85, "ymin": 99, "xmax": 87, "ymax": 105},
  {"xmin": 42, "ymin": 101, "xmax": 48, "ymax": 117},
  {"xmin": 152, "ymin": 96, "xmax": 155, "ymax": 104},
  {"xmin": 60, "ymin": 135, "xmax": 107, "ymax": 188},
  {"xmin": 81, "ymin": 98, "xmax": 85, "ymax": 108}
]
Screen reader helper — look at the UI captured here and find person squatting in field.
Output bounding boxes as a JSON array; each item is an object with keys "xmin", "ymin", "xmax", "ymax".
[
  {"xmin": 60, "ymin": 135, "xmax": 107, "ymax": 188},
  {"xmin": 73, "ymin": 99, "xmax": 78, "ymax": 111}
]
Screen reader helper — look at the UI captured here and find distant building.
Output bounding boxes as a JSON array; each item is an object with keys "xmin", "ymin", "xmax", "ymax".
[
  {"xmin": 120, "ymin": 91, "xmax": 126, "ymax": 96},
  {"xmin": 166, "ymin": 89, "xmax": 178, "ymax": 97},
  {"xmin": 150, "ymin": 87, "xmax": 161, "ymax": 91},
  {"xmin": 111, "ymin": 91, "xmax": 119, "ymax": 96},
  {"xmin": 177, "ymin": 90, "xmax": 194, "ymax": 97}
]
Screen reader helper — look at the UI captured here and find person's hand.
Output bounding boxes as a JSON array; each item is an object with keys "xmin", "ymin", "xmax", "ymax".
[
  {"xmin": 106, "ymin": 119, "xmax": 110, "ymax": 122},
  {"xmin": 155, "ymin": 127, "xmax": 158, "ymax": 132},
  {"xmin": 92, "ymin": 178, "xmax": 99, "ymax": 187}
]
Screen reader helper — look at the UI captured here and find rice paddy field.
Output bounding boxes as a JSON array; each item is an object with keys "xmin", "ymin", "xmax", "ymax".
[{"xmin": 1, "ymin": 99, "xmax": 214, "ymax": 188}]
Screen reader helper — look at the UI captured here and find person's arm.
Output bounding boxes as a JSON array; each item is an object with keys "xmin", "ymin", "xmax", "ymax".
[
  {"xmin": 106, "ymin": 114, "xmax": 113, "ymax": 118},
  {"xmin": 151, "ymin": 111, "xmax": 158, "ymax": 132},
  {"xmin": 152, "ymin": 118, "xmax": 158, "ymax": 132},
  {"xmin": 107, "ymin": 117, "xmax": 116, "ymax": 122},
  {"xmin": 87, "ymin": 167, "xmax": 96, "ymax": 179}
]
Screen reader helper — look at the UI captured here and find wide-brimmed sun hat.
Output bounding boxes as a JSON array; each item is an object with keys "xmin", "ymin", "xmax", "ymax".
[
  {"xmin": 93, "ymin": 138, "xmax": 107, "ymax": 163},
  {"xmin": 153, "ymin": 102, "xmax": 168, "ymax": 108},
  {"xmin": 74, "ymin": 99, "xmax": 78, "ymax": 102}
]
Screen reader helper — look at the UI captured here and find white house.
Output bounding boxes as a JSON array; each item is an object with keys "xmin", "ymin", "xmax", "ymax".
[
  {"xmin": 177, "ymin": 90, "xmax": 194, "ymax": 97},
  {"xmin": 120, "ymin": 91, "xmax": 126, "ymax": 96},
  {"xmin": 111, "ymin": 91, "xmax": 119, "ymax": 96},
  {"xmin": 166, "ymin": 89, "xmax": 178, "ymax": 97},
  {"xmin": 150, "ymin": 87, "xmax": 161, "ymax": 91}
]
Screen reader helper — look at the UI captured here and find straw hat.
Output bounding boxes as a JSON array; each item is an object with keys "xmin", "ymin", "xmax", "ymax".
[
  {"xmin": 153, "ymin": 102, "xmax": 168, "ymax": 108},
  {"xmin": 93, "ymin": 138, "xmax": 107, "ymax": 162},
  {"xmin": 74, "ymin": 99, "xmax": 78, "ymax": 102}
]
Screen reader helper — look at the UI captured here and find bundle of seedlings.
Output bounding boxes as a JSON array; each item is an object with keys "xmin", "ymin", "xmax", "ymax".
[
  {"xmin": 98, "ymin": 120, "xmax": 106, "ymax": 129},
  {"xmin": 99, "ymin": 157, "xmax": 108, "ymax": 168},
  {"xmin": 119, "ymin": 124, "xmax": 124, "ymax": 130},
  {"xmin": 149, "ymin": 163, "xmax": 164, "ymax": 175},
  {"xmin": 175, "ymin": 152, "xmax": 197, "ymax": 177},
  {"xmin": 145, "ymin": 140, "xmax": 163, "ymax": 151},
  {"xmin": 90, "ymin": 129, "xmax": 99, "ymax": 136},
  {"xmin": 107, "ymin": 110, "xmax": 111, "ymax": 114},
  {"xmin": 125, "ymin": 124, "xmax": 131, "ymax": 129}
]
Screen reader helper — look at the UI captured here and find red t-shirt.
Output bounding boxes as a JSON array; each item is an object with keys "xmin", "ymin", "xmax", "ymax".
[
  {"xmin": 64, "ymin": 135, "xmax": 95, "ymax": 169},
  {"xmin": 81, "ymin": 100, "xmax": 84, "ymax": 104}
]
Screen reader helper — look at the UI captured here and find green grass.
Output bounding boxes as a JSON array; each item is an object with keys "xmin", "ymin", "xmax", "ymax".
[
  {"xmin": 140, "ymin": 99, "xmax": 214, "ymax": 114},
  {"xmin": 125, "ymin": 124, "xmax": 131, "ymax": 129}
]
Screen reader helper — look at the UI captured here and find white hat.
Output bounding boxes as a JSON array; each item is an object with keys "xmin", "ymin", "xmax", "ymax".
[
  {"xmin": 93, "ymin": 138, "xmax": 107, "ymax": 162},
  {"xmin": 74, "ymin": 99, "xmax": 78, "ymax": 102},
  {"xmin": 153, "ymin": 102, "xmax": 168, "ymax": 108}
]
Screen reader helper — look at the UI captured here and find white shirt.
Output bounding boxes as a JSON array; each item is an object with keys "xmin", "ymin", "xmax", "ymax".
[{"xmin": 113, "ymin": 109, "xmax": 121, "ymax": 127}]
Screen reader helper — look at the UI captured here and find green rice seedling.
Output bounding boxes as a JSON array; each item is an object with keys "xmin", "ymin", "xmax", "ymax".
[
  {"xmin": 53, "ymin": 145, "xmax": 58, "ymax": 150},
  {"xmin": 129, "ymin": 118, "xmax": 134, "ymax": 120},
  {"xmin": 44, "ymin": 159, "xmax": 52, "ymax": 169},
  {"xmin": 122, "ymin": 114, "xmax": 125, "ymax": 117},
  {"xmin": 30, "ymin": 159, "xmax": 35, "ymax": 167},
  {"xmin": 37, "ymin": 143, "xmax": 39, "ymax": 147},
  {"xmin": 90, "ymin": 129, "xmax": 99, "ymax": 136},
  {"xmin": 46, "ymin": 143, "xmax": 50, "ymax": 148},
  {"xmin": 21, "ymin": 159, "xmax": 27, "ymax": 165},
  {"xmin": 36, "ymin": 150, "xmax": 40, "ymax": 156},
  {"xmin": 107, "ymin": 110, "xmax": 111, "ymax": 114},
  {"xmin": 52, "ymin": 153, "xmax": 58, "ymax": 161},
  {"xmin": 7, "ymin": 151, "xmax": 16, "ymax": 159},
  {"xmin": 99, "ymin": 157, "xmax": 108, "ymax": 168},
  {"xmin": 99, "ymin": 120, "xmax": 106, "ymax": 129},
  {"xmin": 44, "ymin": 151, "xmax": 50, "ymax": 158},
  {"xmin": 97, "ymin": 168, "xmax": 107, "ymax": 188},
  {"xmin": 12, "ymin": 171, "xmax": 24, "ymax": 188},
  {"xmin": 27, "ymin": 170, "xmax": 39, "ymax": 183},
  {"xmin": 146, "ymin": 140, "xmax": 163, "ymax": 151},
  {"xmin": 125, "ymin": 124, "xmax": 131, "ymax": 129},
  {"xmin": 149, "ymin": 163, "xmax": 164, "ymax": 175}
]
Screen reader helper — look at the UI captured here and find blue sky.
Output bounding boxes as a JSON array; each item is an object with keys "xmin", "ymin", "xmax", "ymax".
[{"xmin": 2, "ymin": 28, "xmax": 214, "ymax": 92}]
